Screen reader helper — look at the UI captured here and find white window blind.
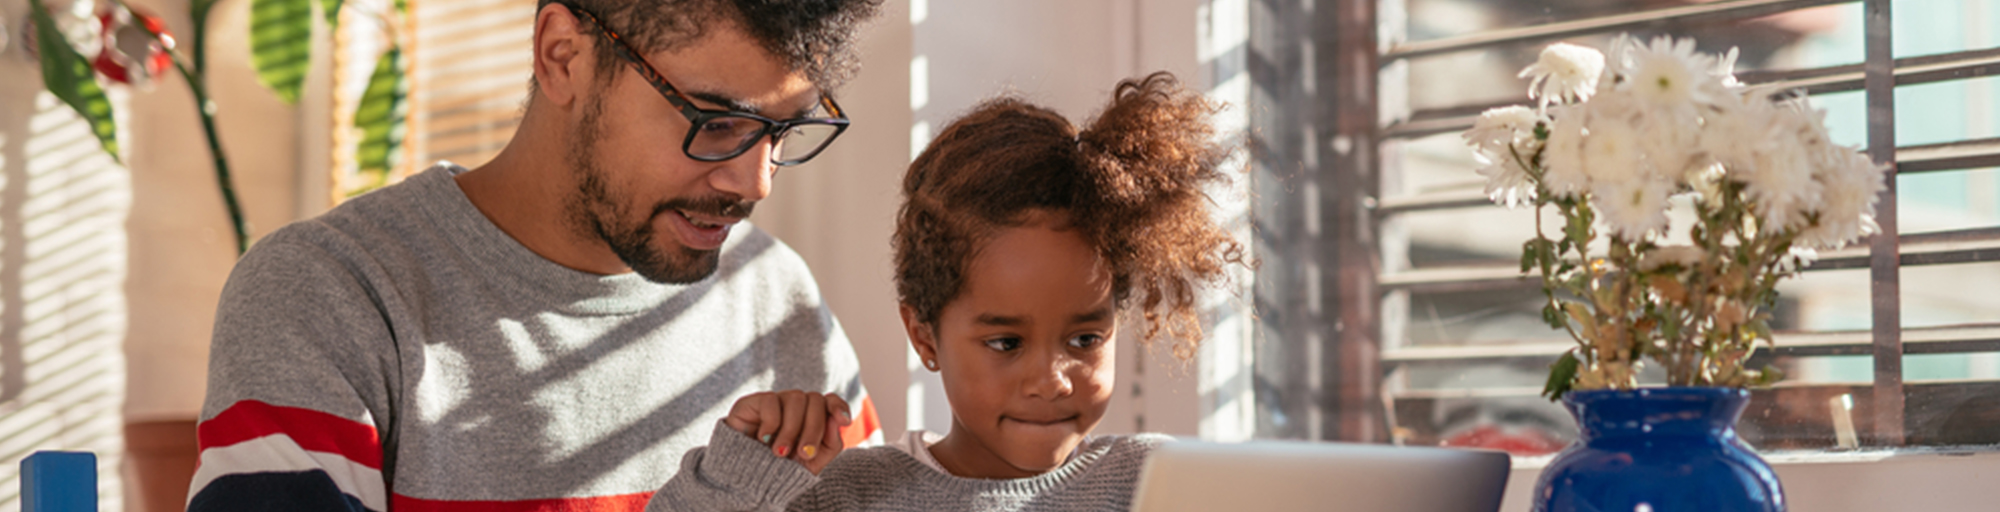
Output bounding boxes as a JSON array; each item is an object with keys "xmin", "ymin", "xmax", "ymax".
[
  {"xmin": 331, "ymin": 0, "xmax": 535, "ymax": 204},
  {"xmin": 1250, "ymin": 0, "xmax": 2000, "ymax": 454}
]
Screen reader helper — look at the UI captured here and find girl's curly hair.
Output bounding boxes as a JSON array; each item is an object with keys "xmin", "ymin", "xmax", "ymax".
[{"xmin": 892, "ymin": 72, "xmax": 1246, "ymax": 362}]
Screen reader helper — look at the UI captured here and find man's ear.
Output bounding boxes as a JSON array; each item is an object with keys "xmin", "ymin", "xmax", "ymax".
[
  {"xmin": 532, "ymin": 3, "xmax": 593, "ymax": 108},
  {"xmin": 899, "ymin": 304, "xmax": 939, "ymax": 370}
]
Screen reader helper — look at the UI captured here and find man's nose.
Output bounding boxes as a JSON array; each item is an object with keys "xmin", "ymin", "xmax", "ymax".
[{"xmin": 710, "ymin": 138, "xmax": 776, "ymax": 202}]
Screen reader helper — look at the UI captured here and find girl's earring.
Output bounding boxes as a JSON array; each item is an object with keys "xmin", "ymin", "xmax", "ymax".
[{"xmin": 924, "ymin": 359, "xmax": 939, "ymax": 371}]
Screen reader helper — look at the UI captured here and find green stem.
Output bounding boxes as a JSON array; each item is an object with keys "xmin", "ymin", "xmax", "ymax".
[
  {"xmin": 180, "ymin": 63, "xmax": 250, "ymax": 255},
  {"xmin": 191, "ymin": 0, "xmax": 211, "ymax": 75},
  {"xmin": 129, "ymin": 0, "xmax": 247, "ymax": 254}
]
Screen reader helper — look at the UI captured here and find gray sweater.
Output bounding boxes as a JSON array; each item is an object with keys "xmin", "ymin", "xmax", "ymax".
[
  {"xmin": 649, "ymin": 421, "xmax": 1168, "ymax": 511},
  {"xmin": 192, "ymin": 163, "xmax": 877, "ymax": 511}
]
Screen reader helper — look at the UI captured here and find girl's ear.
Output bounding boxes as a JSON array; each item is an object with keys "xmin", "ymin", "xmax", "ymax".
[{"xmin": 899, "ymin": 304, "xmax": 940, "ymax": 370}]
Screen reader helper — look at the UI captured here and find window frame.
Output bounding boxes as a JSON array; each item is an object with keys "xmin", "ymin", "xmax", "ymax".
[{"xmin": 1254, "ymin": 0, "xmax": 2000, "ymax": 451}]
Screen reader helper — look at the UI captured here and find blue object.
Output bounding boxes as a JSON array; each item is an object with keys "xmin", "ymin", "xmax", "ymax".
[
  {"xmin": 21, "ymin": 451, "xmax": 96, "ymax": 512},
  {"xmin": 1533, "ymin": 387, "xmax": 1785, "ymax": 512}
]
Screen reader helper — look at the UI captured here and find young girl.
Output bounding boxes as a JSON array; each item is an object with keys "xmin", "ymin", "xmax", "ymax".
[{"xmin": 647, "ymin": 72, "xmax": 1244, "ymax": 511}]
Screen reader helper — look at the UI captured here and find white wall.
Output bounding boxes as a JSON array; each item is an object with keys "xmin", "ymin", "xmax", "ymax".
[
  {"xmin": 1, "ymin": 0, "xmax": 135, "ymax": 507},
  {"xmin": 121, "ymin": 0, "xmax": 301, "ymax": 427}
]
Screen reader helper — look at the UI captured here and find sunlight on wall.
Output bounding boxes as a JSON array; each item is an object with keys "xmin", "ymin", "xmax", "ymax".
[{"xmin": 0, "ymin": 89, "xmax": 131, "ymax": 510}]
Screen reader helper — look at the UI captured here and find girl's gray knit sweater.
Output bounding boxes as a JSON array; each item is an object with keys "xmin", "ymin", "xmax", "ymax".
[{"xmin": 647, "ymin": 421, "xmax": 1169, "ymax": 511}]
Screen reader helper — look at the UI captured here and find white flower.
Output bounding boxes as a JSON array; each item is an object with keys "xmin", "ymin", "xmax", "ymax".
[
  {"xmin": 1521, "ymin": 42, "xmax": 1605, "ymax": 109},
  {"xmin": 1591, "ymin": 175, "xmax": 1673, "ymax": 240},
  {"xmin": 1748, "ymin": 104, "xmax": 1834, "ymax": 231},
  {"xmin": 1578, "ymin": 103, "xmax": 1646, "ymax": 183},
  {"xmin": 1635, "ymin": 103, "xmax": 1702, "ymax": 178},
  {"xmin": 1541, "ymin": 105, "xmax": 1590, "ymax": 197},
  {"xmin": 1798, "ymin": 148, "xmax": 1886, "ymax": 249},
  {"xmin": 1475, "ymin": 153, "xmax": 1537, "ymax": 209},
  {"xmin": 1466, "ymin": 106, "xmax": 1544, "ymax": 208},
  {"xmin": 1464, "ymin": 105, "xmax": 1541, "ymax": 153},
  {"xmin": 1620, "ymin": 36, "xmax": 1716, "ymax": 110},
  {"xmin": 1697, "ymin": 89, "xmax": 1768, "ymax": 172},
  {"xmin": 1707, "ymin": 46, "xmax": 1744, "ymax": 89}
]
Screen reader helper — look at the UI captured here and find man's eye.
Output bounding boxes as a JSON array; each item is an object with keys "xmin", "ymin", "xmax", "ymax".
[
  {"xmin": 983, "ymin": 338, "xmax": 1021, "ymax": 352},
  {"xmin": 701, "ymin": 118, "xmax": 744, "ymax": 133},
  {"xmin": 1068, "ymin": 334, "xmax": 1105, "ymax": 349}
]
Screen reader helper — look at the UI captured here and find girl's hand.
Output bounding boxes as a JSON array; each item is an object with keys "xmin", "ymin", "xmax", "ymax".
[{"xmin": 723, "ymin": 390, "xmax": 853, "ymax": 475}]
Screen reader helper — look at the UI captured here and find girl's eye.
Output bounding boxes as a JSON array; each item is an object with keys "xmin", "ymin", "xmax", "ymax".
[
  {"xmin": 1068, "ymin": 334, "xmax": 1105, "ymax": 349},
  {"xmin": 983, "ymin": 337, "xmax": 1021, "ymax": 352}
]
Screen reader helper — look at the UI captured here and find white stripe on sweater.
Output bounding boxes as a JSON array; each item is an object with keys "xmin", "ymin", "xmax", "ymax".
[{"xmin": 189, "ymin": 433, "xmax": 388, "ymax": 511}]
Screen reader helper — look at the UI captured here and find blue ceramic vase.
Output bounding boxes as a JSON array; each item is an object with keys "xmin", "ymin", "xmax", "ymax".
[{"xmin": 1533, "ymin": 387, "xmax": 1785, "ymax": 512}]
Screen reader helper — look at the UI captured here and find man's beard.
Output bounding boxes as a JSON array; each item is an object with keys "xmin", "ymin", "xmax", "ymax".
[{"xmin": 564, "ymin": 96, "xmax": 755, "ymax": 284}]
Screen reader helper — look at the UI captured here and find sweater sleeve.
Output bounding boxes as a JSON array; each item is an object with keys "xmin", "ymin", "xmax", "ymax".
[
  {"xmin": 187, "ymin": 231, "xmax": 398, "ymax": 512},
  {"xmin": 644, "ymin": 420, "xmax": 822, "ymax": 512}
]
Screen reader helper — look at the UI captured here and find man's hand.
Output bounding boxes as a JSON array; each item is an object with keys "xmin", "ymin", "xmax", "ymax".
[{"xmin": 723, "ymin": 390, "xmax": 853, "ymax": 475}]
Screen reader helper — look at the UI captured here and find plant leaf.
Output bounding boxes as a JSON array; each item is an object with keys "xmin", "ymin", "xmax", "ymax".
[
  {"xmin": 29, "ymin": 0, "xmax": 121, "ymax": 164},
  {"xmin": 352, "ymin": 47, "xmax": 406, "ymax": 195},
  {"xmin": 1520, "ymin": 240, "xmax": 1540, "ymax": 273},
  {"xmin": 251, "ymin": 0, "xmax": 315, "ymax": 103},
  {"xmin": 322, "ymin": 0, "xmax": 342, "ymax": 32},
  {"xmin": 1543, "ymin": 350, "xmax": 1580, "ymax": 401}
]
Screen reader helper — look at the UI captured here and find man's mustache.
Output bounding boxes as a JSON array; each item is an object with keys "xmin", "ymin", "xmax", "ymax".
[{"xmin": 655, "ymin": 196, "xmax": 756, "ymax": 220}]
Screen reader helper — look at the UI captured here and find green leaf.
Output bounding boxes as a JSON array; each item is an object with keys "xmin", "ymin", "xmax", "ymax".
[
  {"xmin": 251, "ymin": 0, "xmax": 315, "ymax": 103},
  {"xmin": 29, "ymin": 0, "xmax": 121, "ymax": 164},
  {"xmin": 1542, "ymin": 302, "xmax": 1566, "ymax": 330},
  {"xmin": 322, "ymin": 0, "xmax": 342, "ymax": 31},
  {"xmin": 353, "ymin": 47, "xmax": 406, "ymax": 192},
  {"xmin": 1565, "ymin": 212, "xmax": 1590, "ymax": 247},
  {"xmin": 1543, "ymin": 350, "xmax": 1580, "ymax": 401},
  {"xmin": 1521, "ymin": 240, "xmax": 1540, "ymax": 273}
]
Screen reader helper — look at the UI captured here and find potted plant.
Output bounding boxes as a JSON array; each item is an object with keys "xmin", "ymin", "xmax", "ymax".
[{"xmin": 1462, "ymin": 35, "xmax": 1885, "ymax": 512}]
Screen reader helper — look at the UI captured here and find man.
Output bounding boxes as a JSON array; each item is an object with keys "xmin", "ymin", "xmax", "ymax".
[{"xmin": 187, "ymin": 0, "xmax": 883, "ymax": 509}]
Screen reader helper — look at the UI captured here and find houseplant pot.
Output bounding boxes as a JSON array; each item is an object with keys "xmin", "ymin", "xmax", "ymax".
[{"xmin": 1534, "ymin": 387, "xmax": 1784, "ymax": 512}]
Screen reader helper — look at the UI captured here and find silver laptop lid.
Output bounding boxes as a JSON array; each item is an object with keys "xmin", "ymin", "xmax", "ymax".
[{"xmin": 1131, "ymin": 440, "xmax": 1510, "ymax": 512}]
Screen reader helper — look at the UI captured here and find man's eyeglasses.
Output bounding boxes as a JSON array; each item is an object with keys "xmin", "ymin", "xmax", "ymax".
[{"xmin": 562, "ymin": 2, "xmax": 849, "ymax": 166}]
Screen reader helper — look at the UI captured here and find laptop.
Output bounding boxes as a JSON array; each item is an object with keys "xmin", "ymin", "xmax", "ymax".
[{"xmin": 1131, "ymin": 440, "xmax": 1511, "ymax": 512}]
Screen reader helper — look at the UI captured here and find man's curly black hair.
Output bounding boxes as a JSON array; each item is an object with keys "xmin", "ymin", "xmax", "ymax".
[{"xmin": 537, "ymin": 0, "xmax": 881, "ymax": 92}]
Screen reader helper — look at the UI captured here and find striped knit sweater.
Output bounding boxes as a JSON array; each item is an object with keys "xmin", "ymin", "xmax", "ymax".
[
  {"xmin": 190, "ymin": 163, "xmax": 880, "ymax": 512},
  {"xmin": 649, "ymin": 421, "xmax": 1168, "ymax": 511}
]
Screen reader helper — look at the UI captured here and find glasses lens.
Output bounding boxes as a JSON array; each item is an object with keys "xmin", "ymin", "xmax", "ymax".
[
  {"xmin": 687, "ymin": 114, "xmax": 772, "ymax": 160},
  {"xmin": 774, "ymin": 123, "xmax": 843, "ymax": 164}
]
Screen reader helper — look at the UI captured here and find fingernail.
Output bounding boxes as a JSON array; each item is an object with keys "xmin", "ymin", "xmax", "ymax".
[
  {"xmin": 760, "ymin": 434, "xmax": 774, "ymax": 445},
  {"xmin": 775, "ymin": 445, "xmax": 790, "ymax": 458},
  {"xmin": 801, "ymin": 445, "xmax": 818, "ymax": 460}
]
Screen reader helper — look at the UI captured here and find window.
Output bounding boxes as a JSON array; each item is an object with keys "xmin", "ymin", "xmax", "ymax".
[
  {"xmin": 328, "ymin": 0, "xmax": 534, "ymax": 205},
  {"xmin": 1250, "ymin": 0, "xmax": 2000, "ymax": 454}
]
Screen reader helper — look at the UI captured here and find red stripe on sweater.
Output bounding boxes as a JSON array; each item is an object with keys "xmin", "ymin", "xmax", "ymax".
[
  {"xmin": 392, "ymin": 492, "xmax": 653, "ymax": 512},
  {"xmin": 198, "ymin": 400, "xmax": 383, "ymax": 469},
  {"xmin": 842, "ymin": 395, "xmax": 880, "ymax": 448}
]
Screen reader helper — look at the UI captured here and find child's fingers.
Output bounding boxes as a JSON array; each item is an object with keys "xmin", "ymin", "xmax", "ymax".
[
  {"xmin": 820, "ymin": 410, "xmax": 846, "ymax": 456},
  {"xmin": 824, "ymin": 393, "xmax": 853, "ymax": 427},
  {"xmin": 753, "ymin": 394, "xmax": 785, "ymax": 446},
  {"xmin": 723, "ymin": 393, "xmax": 777, "ymax": 442},
  {"xmin": 770, "ymin": 390, "xmax": 808, "ymax": 458},
  {"xmin": 796, "ymin": 393, "xmax": 829, "ymax": 461}
]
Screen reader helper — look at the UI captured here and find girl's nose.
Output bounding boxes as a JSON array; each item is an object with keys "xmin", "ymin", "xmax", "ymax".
[{"xmin": 1024, "ymin": 351, "xmax": 1076, "ymax": 400}]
